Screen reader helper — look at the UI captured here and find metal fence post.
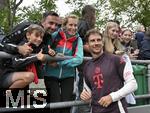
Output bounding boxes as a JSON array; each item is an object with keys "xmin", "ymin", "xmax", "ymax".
[
  {"xmin": 147, "ymin": 64, "xmax": 150, "ymax": 104},
  {"xmin": 147, "ymin": 64, "xmax": 150, "ymax": 94}
]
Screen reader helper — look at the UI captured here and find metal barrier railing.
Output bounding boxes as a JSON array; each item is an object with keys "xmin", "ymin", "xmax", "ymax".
[
  {"xmin": 0, "ymin": 51, "xmax": 92, "ymax": 61},
  {"xmin": 0, "ymin": 94, "xmax": 150, "ymax": 112},
  {"xmin": 49, "ymin": 94, "xmax": 150, "ymax": 109},
  {"xmin": 0, "ymin": 51, "xmax": 150, "ymax": 112},
  {"xmin": 1, "ymin": 51, "xmax": 150, "ymax": 64}
]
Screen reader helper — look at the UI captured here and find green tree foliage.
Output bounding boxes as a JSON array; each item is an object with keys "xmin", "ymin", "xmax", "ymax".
[
  {"xmin": 39, "ymin": 0, "xmax": 56, "ymax": 11},
  {"xmin": 0, "ymin": 0, "xmax": 23, "ymax": 33},
  {"xmin": 94, "ymin": 0, "xmax": 111, "ymax": 29},
  {"xmin": 109, "ymin": 0, "xmax": 150, "ymax": 27},
  {"xmin": 0, "ymin": 0, "xmax": 57, "ymax": 34},
  {"xmin": 66, "ymin": 0, "xmax": 85, "ymax": 16},
  {"xmin": 0, "ymin": 6, "xmax": 9, "ymax": 33},
  {"xmin": 18, "ymin": 6, "xmax": 42, "ymax": 23},
  {"xmin": 66, "ymin": 0, "xmax": 109, "ymax": 30},
  {"xmin": 1, "ymin": 0, "xmax": 149, "ymax": 34},
  {"xmin": 66, "ymin": 0, "xmax": 150, "ymax": 29},
  {"xmin": 17, "ymin": 0, "xmax": 57, "ymax": 26}
]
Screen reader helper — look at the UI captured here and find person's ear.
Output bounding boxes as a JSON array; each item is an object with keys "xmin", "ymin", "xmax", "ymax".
[{"xmin": 26, "ymin": 32, "xmax": 30, "ymax": 40}]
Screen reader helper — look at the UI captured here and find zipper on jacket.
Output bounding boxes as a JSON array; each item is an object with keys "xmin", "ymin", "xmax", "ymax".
[{"xmin": 59, "ymin": 39, "xmax": 67, "ymax": 78}]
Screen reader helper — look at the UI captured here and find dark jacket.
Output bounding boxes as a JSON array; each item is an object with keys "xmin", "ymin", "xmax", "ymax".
[
  {"xmin": 0, "ymin": 22, "xmax": 49, "ymax": 78},
  {"xmin": 139, "ymin": 36, "xmax": 150, "ymax": 60},
  {"xmin": 0, "ymin": 37, "xmax": 47, "ymax": 79},
  {"xmin": 135, "ymin": 32, "xmax": 145, "ymax": 49},
  {"xmin": 0, "ymin": 22, "xmax": 50, "ymax": 55},
  {"xmin": 78, "ymin": 19, "xmax": 90, "ymax": 44}
]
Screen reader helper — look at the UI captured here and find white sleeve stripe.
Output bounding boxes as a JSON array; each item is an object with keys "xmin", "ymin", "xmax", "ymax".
[
  {"xmin": 0, "ymin": 43, "xmax": 4, "ymax": 47},
  {"xmin": 7, "ymin": 43, "xmax": 17, "ymax": 47},
  {"xmin": 14, "ymin": 55, "xmax": 37, "ymax": 61}
]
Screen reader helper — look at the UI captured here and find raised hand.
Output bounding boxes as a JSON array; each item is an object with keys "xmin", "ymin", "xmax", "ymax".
[
  {"xmin": 48, "ymin": 45, "xmax": 56, "ymax": 56},
  {"xmin": 37, "ymin": 49, "xmax": 46, "ymax": 61},
  {"xmin": 18, "ymin": 42, "xmax": 33, "ymax": 56}
]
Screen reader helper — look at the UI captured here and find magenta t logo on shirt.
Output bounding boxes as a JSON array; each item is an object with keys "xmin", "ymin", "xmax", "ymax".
[{"xmin": 93, "ymin": 67, "xmax": 104, "ymax": 89}]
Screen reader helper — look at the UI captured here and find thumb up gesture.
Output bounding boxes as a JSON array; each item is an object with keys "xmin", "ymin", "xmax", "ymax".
[{"xmin": 37, "ymin": 49, "xmax": 46, "ymax": 61}]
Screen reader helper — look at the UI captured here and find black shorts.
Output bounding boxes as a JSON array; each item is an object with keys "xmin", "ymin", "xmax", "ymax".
[{"xmin": 0, "ymin": 72, "xmax": 14, "ymax": 88}]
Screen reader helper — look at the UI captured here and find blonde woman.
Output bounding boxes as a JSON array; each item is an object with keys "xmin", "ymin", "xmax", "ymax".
[
  {"xmin": 44, "ymin": 14, "xmax": 83, "ymax": 113},
  {"xmin": 103, "ymin": 22, "xmax": 137, "ymax": 105},
  {"xmin": 103, "ymin": 21, "xmax": 124, "ymax": 55}
]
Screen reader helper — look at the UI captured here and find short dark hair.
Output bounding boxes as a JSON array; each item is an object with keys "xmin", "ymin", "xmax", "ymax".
[
  {"xmin": 85, "ymin": 29, "xmax": 103, "ymax": 42},
  {"xmin": 42, "ymin": 11, "xmax": 59, "ymax": 19}
]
